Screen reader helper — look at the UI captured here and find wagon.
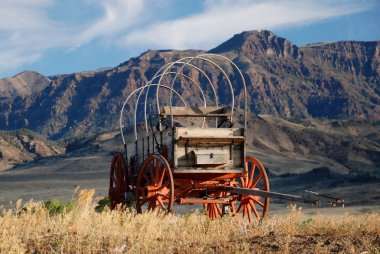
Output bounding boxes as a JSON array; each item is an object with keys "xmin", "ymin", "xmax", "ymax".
[{"xmin": 109, "ymin": 53, "xmax": 343, "ymax": 222}]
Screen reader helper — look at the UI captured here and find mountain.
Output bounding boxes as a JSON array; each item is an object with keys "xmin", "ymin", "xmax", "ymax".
[
  {"xmin": 0, "ymin": 129, "xmax": 64, "ymax": 170},
  {"xmin": 0, "ymin": 30, "xmax": 379, "ymax": 140},
  {"xmin": 0, "ymin": 71, "xmax": 50, "ymax": 98}
]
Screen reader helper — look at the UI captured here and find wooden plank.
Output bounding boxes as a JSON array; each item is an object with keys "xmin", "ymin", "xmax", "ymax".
[
  {"xmin": 177, "ymin": 136, "xmax": 244, "ymax": 143},
  {"xmin": 175, "ymin": 127, "xmax": 243, "ymax": 139},
  {"xmin": 221, "ymin": 188, "xmax": 345, "ymax": 206},
  {"xmin": 193, "ymin": 150, "xmax": 228, "ymax": 165},
  {"xmin": 161, "ymin": 106, "xmax": 231, "ymax": 118},
  {"xmin": 173, "ymin": 168, "xmax": 245, "ymax": 174},
  {"xmin": 176, "ymin": 145, "xmax": 233, "ymax": 167}
]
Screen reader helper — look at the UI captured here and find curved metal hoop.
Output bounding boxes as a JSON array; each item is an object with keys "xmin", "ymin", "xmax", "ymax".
[
  {"xmin": 119, "ymin": 53, "xmax": 248, "ymax": 143},
  {"xmin": 165, "ymin": 56, "xmax": 234, "ymax": 128},
  {"xmin": 119, "ymin": 84, "xmax": 187, "ymax": 144},
  {"xmin": 153, "ymin": 58, "xmax": 220, "ymax": 130},
  {"xmin": 155, "ymin": 54, "xmax": 247, "ymax": 128},
  {"xmin": 141, "ymin": 71, "xmax": 208, "ymax": 134}
]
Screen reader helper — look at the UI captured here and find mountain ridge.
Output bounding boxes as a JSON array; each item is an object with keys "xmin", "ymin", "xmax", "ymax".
[{"xmin": 0, "ymin": 30, "xmax": 379, "ymax": 140}]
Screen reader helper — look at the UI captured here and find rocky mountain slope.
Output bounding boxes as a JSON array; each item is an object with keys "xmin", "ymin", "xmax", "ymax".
[
  {"xmin": 0, "ymin": 30, "xmax": 379, "ymax": 141},
  {"xmin": 0, "ymin": 129, "xmax": 64, "ymax": 170}
]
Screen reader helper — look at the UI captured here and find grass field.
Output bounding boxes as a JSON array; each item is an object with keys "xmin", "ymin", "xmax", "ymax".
[{"xmin": 1, "ymin": 189, "xmax": 379, "ymax": 254}]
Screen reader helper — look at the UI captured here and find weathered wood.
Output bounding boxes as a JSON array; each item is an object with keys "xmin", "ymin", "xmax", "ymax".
[
  {"xmin": 221, "ymin": 187, "xmax": 345, "ymax": 206},
  {"xmin": 173, "ymin": 168, "xmax": 244, "ymax": 174},
  {"xmin": 177, "ymin": 137, "xmax": 244, "ymax": 143},
  {"xmin": 175, "ymin": 127, "xmax": 242, "ymax": 138},
  {"xmin": 173, "ymin": 127, "xmax": 244, "ymax": 170},
  {"xmin": 192, "ymin": 150, "xmax": 228, "ymax": 165},
  {"xmin": 301, "ymin": 190, "xmax": 345, "ymax": 206},
  {"xmin": 161, "ymin": 106, "xmax": 231, "ymax": 118}
]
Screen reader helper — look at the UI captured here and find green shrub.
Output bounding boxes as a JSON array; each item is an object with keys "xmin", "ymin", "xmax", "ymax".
[
  {"xmin": 95, "ymin": 197, "xmax": 110, "ymax": 213},
  {"xmin": 44, "ymin": 199, "xmax": 74, "ymax": 215}
]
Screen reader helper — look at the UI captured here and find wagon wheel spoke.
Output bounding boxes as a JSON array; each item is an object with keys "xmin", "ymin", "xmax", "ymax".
[
  {"xmin": 236, "ymin": 200, "xmax": 245, "ymax": 214},
  {"xmin": 158, "ymin": 193, "xmax": 169, "ymax": 199},
  {"xmin": 155, "ymin": 160, "xmax": 161, "ymax": 183},
  {"xmin": 249, "ymin": 173, "xmax": 263, "ymax": 189},
  {"xmin": 243, "ymin": 204, "xmax": 247, "ymax": 218},
  {"xmin": 157, "ymin": 196, "xmax": 166, "ymax": 210},
  {"xmin": 147, "ymin": 163, "xmax": 155, "ymax": 183},
  {"xmin": 216, "ymin": 204, "xmax": 222, "ymax": 217},
  {"xmin": 207, "ymin": 206, "xmax": 213, "ymax": 219},
  {"xmin": 209, "ymin": 204, "xmax": 216, "ymax": 220},
  {"xmin": 247, "ymin": 203, "xmax": 253, "ymax": 222},
  {"xmin": 213, "ymin": 205, "xmax": 218, "ymax": 219},
  {"xmin": 158, "ymin": 166, "xmax": 166, "ymax": 186},
  {"xmin": 249, "ymin": 199, "xmax": 261, "ymax": 220},
  {"xmin": 160, "ymin": 180, "xmax": 170, "ymax": 188},
  {"xmin": 248, "ymin": 164, "xmax": 256, "ymax": 186},
  {"xmin": 253, "ymin": 199, "xmax": 265, "ymax": 208},
  {"xmin": 147, "ymin": 201, "xmax": 155, "ymax": 211},
  {"xmin": 239, "ymin": 177, "xmax": 246, "ymax": 188},
  {"xmin": 142, "ymin": 170, "xmax": 151, "ymax": 185}
]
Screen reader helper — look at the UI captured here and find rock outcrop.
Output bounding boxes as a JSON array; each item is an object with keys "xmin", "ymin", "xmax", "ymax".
[{"xmin": 0, "ymin": 30, "xmax": 379, "ymax": 139}]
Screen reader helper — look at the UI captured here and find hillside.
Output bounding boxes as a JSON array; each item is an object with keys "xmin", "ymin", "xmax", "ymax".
[
  {"xmin": 0, "ymin": 30, "xmax": 379, "ymax": 140},
  {"xmin": 0, "ymin": 114, "xmax": 379, "ymax": 213},
  {"xmin": 0, "ymin": 129, "xmax": 64, "ymax": 170}
]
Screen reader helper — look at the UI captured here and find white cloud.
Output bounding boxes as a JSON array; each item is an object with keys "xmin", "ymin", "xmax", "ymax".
[
  {"xmin": 73, "ymin": 0, "xmax": 145, "ymax": 47},
  {"xmin": 0, "ymin": 0, "xmax": 146, "ymax": 75},
  {"xmin": 121, "ymin": 0, "xmax": 373, "ymax": 50},
  {"xmin": 0, "ymin": 0, "xmax": 374, "ymax": 77}
]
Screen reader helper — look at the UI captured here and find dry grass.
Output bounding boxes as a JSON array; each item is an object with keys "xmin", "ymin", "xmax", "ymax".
[{"xmin": 1, "ymin": 190, "xmax": 379, "ymax": 254}]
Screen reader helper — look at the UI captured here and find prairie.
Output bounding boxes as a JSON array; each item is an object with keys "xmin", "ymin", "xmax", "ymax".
[{"xmin": 0, "ymin": 189, "xmax": 379, "ymax": 254}]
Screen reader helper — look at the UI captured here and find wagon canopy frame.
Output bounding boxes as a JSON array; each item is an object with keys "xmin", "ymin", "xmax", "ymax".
[{"xmin": 119, "ymin": 53, "xmax": 248, "ymax": 144}]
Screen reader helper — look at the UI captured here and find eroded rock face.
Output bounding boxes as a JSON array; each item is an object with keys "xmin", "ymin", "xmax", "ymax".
[
  {"xmin": 0, "ymin": 130, "xmax": 64, "ymax": 170},
  {"xmin": 0, "ymin": 31, "xmax": 379, "ymax": 139}
]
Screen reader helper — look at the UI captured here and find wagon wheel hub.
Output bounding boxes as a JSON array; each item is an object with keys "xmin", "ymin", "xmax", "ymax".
[
  {"xmin": 142, "ymin": 185, "xmax": 170, "ymax": 199},
  {"xmin": 136, "ymin": 155, "xmax": 174, "ymax": 213}
]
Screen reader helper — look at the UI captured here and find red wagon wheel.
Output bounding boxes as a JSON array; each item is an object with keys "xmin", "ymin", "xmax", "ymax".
[
  {"xmin": 135, "ymin": 155, "xmax": 174, "ymax": 213},
  {"xmin": 232, "ymin": 156, "xmax": 270, "ymax": 222},
  {"xmin": 109, "ymin": 152, "xmax": 127, "ymax": 209},
  {"xmin": 204, "ymin": 203, "xmax": 223, "ymax": 220}
]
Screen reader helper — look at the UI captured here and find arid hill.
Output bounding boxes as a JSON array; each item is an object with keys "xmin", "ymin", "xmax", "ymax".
[
  {"xmin": 0, "ymin": 129, "xmax": 64, "ymax": 170},
  {"xmin": 0, "ymin": 30, "xmax": 379, "ymax": 140}
]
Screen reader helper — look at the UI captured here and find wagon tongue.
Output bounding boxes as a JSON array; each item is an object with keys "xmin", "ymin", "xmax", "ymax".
[
  {"xmin": 301, "ymin": 190, "xmax": 345, "ymax": 207},
  {"xmin": 221, "ymin": 187, "xmax": 345, "ymax": 207}
]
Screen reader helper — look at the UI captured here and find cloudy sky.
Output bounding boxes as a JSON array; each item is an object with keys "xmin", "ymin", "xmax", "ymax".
[{"xmin": 0, "ymin": 0, "xmax": 379, "ymax": 78}]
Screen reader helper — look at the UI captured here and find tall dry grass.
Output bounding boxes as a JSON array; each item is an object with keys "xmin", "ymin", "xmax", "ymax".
[{"xmin": 0, "ymin": 190, "xmax": 379, "ymax": 253}]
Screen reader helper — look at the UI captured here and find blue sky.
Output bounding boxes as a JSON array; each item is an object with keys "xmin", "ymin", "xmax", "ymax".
[{"xmin": 0, "ymin": 0, "xmax": 379, "ymax": 79}]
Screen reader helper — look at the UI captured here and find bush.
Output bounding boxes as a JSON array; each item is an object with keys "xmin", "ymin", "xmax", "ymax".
[
  {"xmin": 44, "ymin": 199, "xmax": 74, "ymax": 215},
  {"xmin": 95, "ymin": 197, "xmax": 110, "ymax": 213}
]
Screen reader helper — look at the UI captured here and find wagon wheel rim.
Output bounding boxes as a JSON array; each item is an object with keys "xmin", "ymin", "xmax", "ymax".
[
  {"xmin": 232, "ymin": 156, "xmax": 270, "ymax": 222},
  {"xmin": 135, "ymin": 155, "xmax": 174, "ymax": 214},
  {"xmin": 109, "ymin": 152, "xmax": 127, "ymax": 209}
]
